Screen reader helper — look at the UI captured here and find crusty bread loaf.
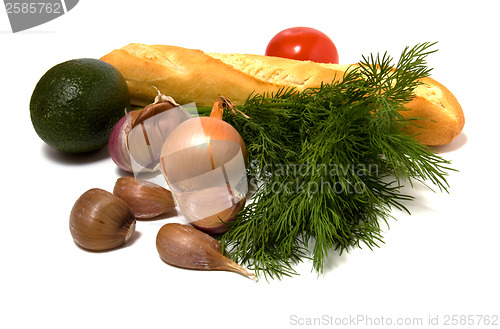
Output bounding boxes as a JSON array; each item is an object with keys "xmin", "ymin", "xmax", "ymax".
[
  {"xmin": 100, "ymin": 43, "xmax": 464, "ymax": 145},
  {"xmin": 401, "ymin": 77, "xmax": 464, "ymax": 145}
]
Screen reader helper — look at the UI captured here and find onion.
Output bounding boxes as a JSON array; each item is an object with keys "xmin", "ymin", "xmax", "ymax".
[
  {"xmin": 160, "ymin": 97, "xmax": 248, "ymax": 234},
  {"xmin": 127, "ymin": 105, "xmax": 192, "ymax": 172},
  {"xmin": 109, "ymin": 114, "xmax": 133, "ymax": 172},
  {"xmin": 108, "ymin": 90, "xmax": 192, "ymax": 173}
]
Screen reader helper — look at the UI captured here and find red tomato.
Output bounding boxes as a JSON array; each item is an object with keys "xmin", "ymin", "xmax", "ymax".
[{"xmin": 265, "ymin": 27, "xmax": 339, "ymax": 64}]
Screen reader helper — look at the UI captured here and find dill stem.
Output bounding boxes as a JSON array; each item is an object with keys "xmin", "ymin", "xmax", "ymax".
[{"xmin": 191, "ymin": 101, "xmax": 295, "ymax": 117}]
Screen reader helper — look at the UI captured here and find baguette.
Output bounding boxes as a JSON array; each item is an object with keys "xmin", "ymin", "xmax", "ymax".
[{"xmin": 100, "ymin": 43, "xmax": 464, "ymax": 145}]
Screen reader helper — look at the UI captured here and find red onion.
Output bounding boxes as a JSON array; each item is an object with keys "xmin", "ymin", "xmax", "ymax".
[
  {"xmin": 109, "ymin": 114, "xmax": 133, "ymax": 172},
  {"xmin": 108, "ymin": 90, "xmax": 191, "ymax": 173}
]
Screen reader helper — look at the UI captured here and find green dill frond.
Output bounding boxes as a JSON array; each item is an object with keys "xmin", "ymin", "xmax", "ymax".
[{"xmin": 220, "ymin": 43, "xmax": 455, "ymax": 280}]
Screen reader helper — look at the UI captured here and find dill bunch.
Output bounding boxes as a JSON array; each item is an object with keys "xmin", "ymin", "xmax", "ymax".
[{"xmin": 220, "ymin": 42, "xmax": 454, "ymax": 279}]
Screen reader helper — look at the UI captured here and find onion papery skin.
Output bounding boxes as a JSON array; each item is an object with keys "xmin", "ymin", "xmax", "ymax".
[
  {"xmin": 127, "ymin": 106, "xmax": 191, "ymax": 172},
  {"xmin": 162, "ymin": 117, "xmax": 247, "ymax": 163},
  {"xmin": 109, "ymin": 115, "xmax": 133, "ymax": 172},
  {"xmin": 160, "ymin": 117, "xmax": 248, "ymax": 234},
  {"xmin": 108, "ymin": 105, "xmax": 192, "ymax": 173}
]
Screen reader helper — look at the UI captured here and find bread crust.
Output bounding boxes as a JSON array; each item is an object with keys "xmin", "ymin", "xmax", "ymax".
[
  {"xmin": 402, "ymin": 77, "xmax": 465, "ymax": 145},
  {"xmin": 100, "ymin": 43, "xmax": 464, "ymax": 145}
]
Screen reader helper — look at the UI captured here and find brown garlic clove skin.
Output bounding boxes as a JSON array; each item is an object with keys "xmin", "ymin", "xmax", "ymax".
[
  {"xmin": 156, "ymin": 223, "xmax": 256, "ymax": 280},
  {"xmin": 69, "ymin": 188, "xmax": 136, "ymax": 251},
  {"xmin": 113, "ymin": 176, "xmax": 175, "ymax": 219}
]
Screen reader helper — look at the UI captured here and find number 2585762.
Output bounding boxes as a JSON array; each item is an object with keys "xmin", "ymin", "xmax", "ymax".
[{"xmin": 5, "ymin": 2, "xmax": 62, "ymax": 14}]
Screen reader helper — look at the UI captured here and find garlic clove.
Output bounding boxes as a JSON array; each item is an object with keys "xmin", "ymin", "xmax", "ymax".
[
  {"xmin": 156, "ymin": 223, "xmax": 256, "ymax": 280},
  {"xmin": 69, "ymin": 188, "xmax": 136, "ymax": 251},
  {"xmin": 113, "ymin": 176, "xmax": 175, "ymax": 219}
]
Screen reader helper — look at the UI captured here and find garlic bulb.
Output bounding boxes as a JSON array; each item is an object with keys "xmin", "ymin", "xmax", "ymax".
[{"xmin": 69, "ymin": 188, "xmax": 136, "ymax": 251}]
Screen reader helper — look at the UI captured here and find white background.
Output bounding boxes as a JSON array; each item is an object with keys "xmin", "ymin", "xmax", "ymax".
[{"xmin": 1, "ymin": 1, "xmax": 499, "ymax": 328}]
